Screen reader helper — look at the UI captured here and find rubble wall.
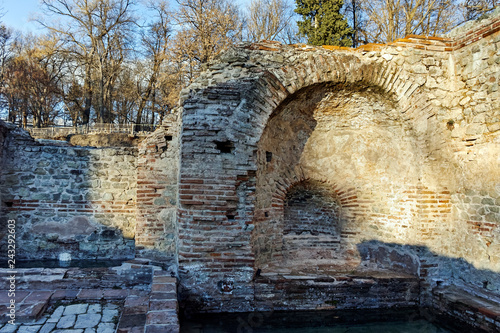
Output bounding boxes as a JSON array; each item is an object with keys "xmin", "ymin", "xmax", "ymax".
[{"xmin": 0, "ymin": 124, "xmax": 137, "ymax": 260}]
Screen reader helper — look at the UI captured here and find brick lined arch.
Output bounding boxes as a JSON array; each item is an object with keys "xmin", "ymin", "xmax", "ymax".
[
  {"xmin": 254, "ymin": 171, "xmax": 362, "ymax": 267},
  {"xmin": 247, "ymin": 51, "xmax": 434, "ymax": 268},
  {"xmin": 242, "ymin": 49, "xmax": 431, "ymax": 145}
]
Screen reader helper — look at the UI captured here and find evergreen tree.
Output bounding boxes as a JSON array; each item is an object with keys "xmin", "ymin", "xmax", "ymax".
[{"xmin": 295, "ymin": 0, "xmax": 353, "ymax": 46}]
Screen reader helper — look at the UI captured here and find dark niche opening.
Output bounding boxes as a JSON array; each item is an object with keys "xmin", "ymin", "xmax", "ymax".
[
  {"xmin": 214, "ymin": 140, "xmax": 234, "ymax": 154},
  {"xmin": 284, "ymin": 180, "xmax": 340, "ymax": 236},
  {"xmin": 266, "ymin": 151, "xmax": 273, "ymax": 162}
]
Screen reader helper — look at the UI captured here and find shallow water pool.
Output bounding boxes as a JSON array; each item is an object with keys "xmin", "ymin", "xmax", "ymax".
[
  {"xmin": 181, "ymin": 308, "xmax": 455, "ymax": 333},
  {"xmin": 0, "ymin": 259, "xmax": 125, "ymax": 269}
]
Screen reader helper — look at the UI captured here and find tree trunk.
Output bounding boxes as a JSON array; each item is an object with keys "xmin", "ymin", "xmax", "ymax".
[{"xmin": 83, "ymin": 65, "xmax": 92, "ymax": 125}]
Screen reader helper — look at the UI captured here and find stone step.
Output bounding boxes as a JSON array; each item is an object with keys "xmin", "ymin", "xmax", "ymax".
[
  {"xmin": 433, "ymin": 285, "xmax": 500, "ymax": 332},
  {"xmin": 0, "ymin": 291, "xmax": 52, "ymax": 324},
  {"xmin": 144, "ymin": 272, "xmax": 179, "ymax": 333},
  {"xmin": 254, "ymin": 269, "xmax": 420, "ymax": 311}
]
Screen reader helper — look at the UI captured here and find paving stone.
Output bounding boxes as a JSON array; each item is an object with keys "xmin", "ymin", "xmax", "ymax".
[
  {"xmin": 151, "ymin": 284, "xmax": 175, "ymax": 293},
  {"xmin": 145, "ymin": 324, "xmax": 179, "ymax": 333},
  {"xmin": 101, "ymin": 309, "xmax": 119, "ymax": 322},
  {"xmin": 96, "ymin": 323, "xmax": 115, "ymax": 333},
  {"xmin": 16, "ymin": 302, "xmax": 47, "ymax": 321},
  {"xmin": 84, "ymin": 328, "xmax": 96, "ymax": 333},
  {"xmin": 23, "ymin": 291, "xmax": 53, "ymax": 304},
  {"xmin": 0, "ymin": 325, "xmax": 19, "ymax": 333},
  {"xmin": 128, "ymin": 291, "xmax": 149, "ymax": 297},
  {"xmin": 87, "ymin": 304, "xmax": 101, "ymax": 314},
  {"xmin": 53, "ymin": 330, "xmax": 83, "ymax": 333},
  {"xmin": 118, "ymin": 314, "xmax": 146, "ymax": 329},
  {"xmin": 103, "ymin": 289, "xmax": 128, "ymax": 299},
  {"xmin": 0, "ymin": 293, "xmax": 13, "ymax": 303},
  {"xmin": 39, "ymin": 323, "xmax": 56, "ymax": 333},
  {"xmin": 74, "ymin": 313, "xmax": 102, "ymax": 329},
  {"xmin": 103, "ymin": 303, "xmax": 119, "ymax": 311},
  {"xmin": 25, "ymin": 316, "xmax": 47, "ymax": 325},
  {"xmin": 17, "ymin": 325, "xmax": 41, "ymax": 333},
  {"xmin": 52, "ymin": 290, "xmax": 80, "ymax": 301},
  {"xmin": 124, "ymin": 297, "xmax": 148, "ymax": 308},
  {"xmin": 13, "ymin": 291, "xmax": 30, "ymax": 303},
  {"xmin": 64, "ymin": 304, "xmax": 89, "ymax": 316},
  {"xmin": 77, "ymin": 290, "xmax": 103, "ymax": 300},
  {"xmin": 56, "ymin": 315, "xmax": 76, "ymax": 329},
  {"xmin": 47, "ymin": 306, "xmax": 65, "ymax": 323},
  {"xmin": 149, "ymin": 300, "xmax": 177, "ymax": 311},
  {"xmin": 153, "ymin": 276, "xmax": 176, "ymax": 284},
  {"xmin": 146, "ymin": 310, "xmax": 178, "ymax": 325}
]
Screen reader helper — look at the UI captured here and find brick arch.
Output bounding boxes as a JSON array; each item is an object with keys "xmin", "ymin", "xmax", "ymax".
[
  {"xmin": 244, "ymin": 51, "xmax": 429, "ymax": 147},
  {"xmin": 267, "ymin": 173, "xmax": 359, "ymax": 220},
  {"xmin": 252, "ymin": 162, "xmax": 361, "ymax": 266}
]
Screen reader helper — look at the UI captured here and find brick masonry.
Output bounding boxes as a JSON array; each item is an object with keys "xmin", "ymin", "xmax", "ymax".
[{"xmin": 135, "ymin": 113, "xmax": 180, "ymax": 261}]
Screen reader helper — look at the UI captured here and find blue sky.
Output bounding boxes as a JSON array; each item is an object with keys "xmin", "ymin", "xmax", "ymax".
[
  {"xmin": 1, "ymin": 0, "xmax": 42, "ymax": 33},
  {"xmin": 1, "ymin": 0, "xmax": 254, "ymax": 34}
]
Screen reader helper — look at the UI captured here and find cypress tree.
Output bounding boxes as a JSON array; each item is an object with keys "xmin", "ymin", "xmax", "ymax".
[{"xmin": 295, "ymin": 0, "xmax": 353, "ymax": 47}]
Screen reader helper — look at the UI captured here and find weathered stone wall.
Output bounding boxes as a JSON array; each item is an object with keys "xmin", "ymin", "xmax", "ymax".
[
  {"xmin": 0, "ymin": 122, "xmax": 137, "ymax": 260},
  {"xmin": 0, "ymin": 117, "xmax": 181, "ymax": 263},
  {"xmin": 176, "ymin": 9, "xmax": 500, "ymax": 313}
]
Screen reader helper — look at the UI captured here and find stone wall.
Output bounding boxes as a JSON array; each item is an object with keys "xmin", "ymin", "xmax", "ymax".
[
  {"xmin": 176, "ymin": 9, "xmax": 500, "ymax": 313},
  {"xmin": 0, "ymin": 118, "xmax": 181, "ymax": 263},
  {"xmin": 0, "ymin": 121, "xmax": 137, "ymax": 260}
]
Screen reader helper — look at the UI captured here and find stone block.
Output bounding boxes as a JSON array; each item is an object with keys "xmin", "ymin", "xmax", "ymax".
[
  {"xmin": 56, "ymin": 315, "xmax": 76, "ymax": 329},
  {"xmin": 64, "ymin": 304, "xmax": 89, "ymax": 316},
  {"xmin": 74, "ymin": 313, "xmax": 102, "ymax": 328}
]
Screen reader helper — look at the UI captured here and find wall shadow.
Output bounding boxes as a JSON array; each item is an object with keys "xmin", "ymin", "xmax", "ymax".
[{"xmin": 357, "ymin": 239, "xmax": 500, "ymax": 294}]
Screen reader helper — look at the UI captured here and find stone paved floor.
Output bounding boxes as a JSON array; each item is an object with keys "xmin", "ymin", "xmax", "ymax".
[
  {"xmin": 0, "ymin": 264, "xmax": 179, "ymax": 332},
  {"xmin": 0, "ymin": 302, "xmax": 121, "ymax": 333}
]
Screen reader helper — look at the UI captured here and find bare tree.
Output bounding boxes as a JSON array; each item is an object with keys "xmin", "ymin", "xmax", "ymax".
[
  {"xmin": 3, "ymin": 34, "xmax": 63, "ymax": 127},
  {"xmin": 245, "ymin": 0, "xmax": 297, "ymax": 43},
  {"xmin": 343, "ymin": 0, "xmax": 365, "ymax": 46},
  {"xmin": 360, "ymin": 0, "xmax": 460, "ymax": 43},
  {"xmin": 175, "ymin": 0, "xmax": 243, "ymax": 64},
  {"xmin": 135, "ymin": 0, "xmax": 171, "ymax": 125},
  {"xmin": 39, "ymin": 0, "xmax": 137, "ymax": 124},
  {"xmin": 0, "ymin": 25, "xmax": 13, "ymax": 112},
  {"xmin": 462, "ymin": 0, "xmax": 498, "ymax": 20}
]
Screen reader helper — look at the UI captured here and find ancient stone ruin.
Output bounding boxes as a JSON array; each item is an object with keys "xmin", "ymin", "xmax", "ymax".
[{"xmin": 2, "ymin": 8, "xmax": 500, "ymax": 332}]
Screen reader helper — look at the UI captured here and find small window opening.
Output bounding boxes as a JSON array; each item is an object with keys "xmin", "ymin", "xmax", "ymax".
[
  {"xmin": 266, "ymin": 151, "xmax": 272, "ymax": 162},
  {"xmin": 214, "ymin": 140, "xmax": 234, "ymax": 154}
]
